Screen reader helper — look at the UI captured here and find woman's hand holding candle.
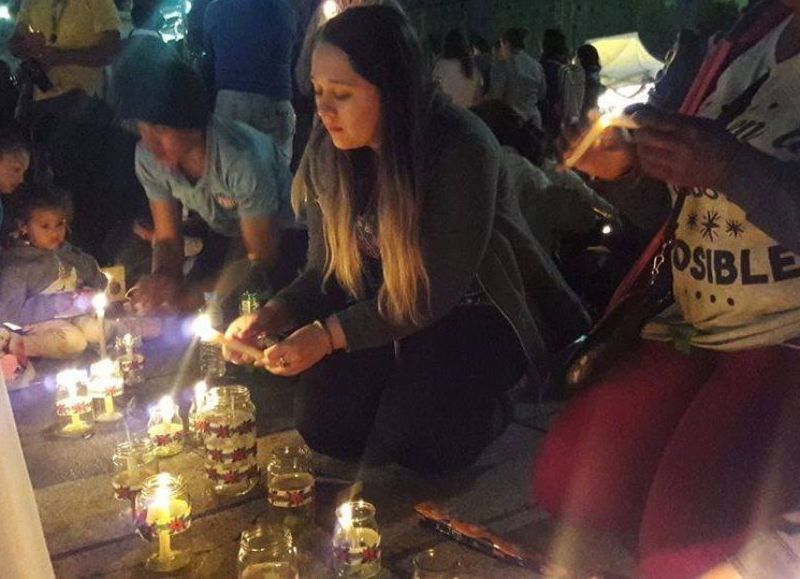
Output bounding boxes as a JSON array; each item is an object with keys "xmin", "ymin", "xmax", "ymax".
[
  {"xmin": 264, "ymin": 318, "xmax": 341, "ymax": 376},
  {"xmin": 193, "ymin": 314, "xmax": 264, "ymax": 361},
  {"xmin": 222, "ymin": 303, "xmax": 294, "ymax": 365}
]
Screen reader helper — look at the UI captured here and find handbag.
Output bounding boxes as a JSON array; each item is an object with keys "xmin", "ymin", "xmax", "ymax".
[
  {"xmin": 559, "ymin": 192, "xmax": 685, "ymax": 391},
  {"xmin": 556, "ymin": 0, "xmax": 790, "ymax": 394}
]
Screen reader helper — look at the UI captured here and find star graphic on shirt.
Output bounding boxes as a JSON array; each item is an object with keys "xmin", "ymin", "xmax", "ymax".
[
  {"xmin": 700, "ymin": 210, "xmax": 721, "ymax": 242},
  {"xmin": 725, "ymin": 219, "xmax": 745, "ymax": 238},
  {"xmin": 686, "ymin": 211, "xmax": 699, "ymax": 231}
]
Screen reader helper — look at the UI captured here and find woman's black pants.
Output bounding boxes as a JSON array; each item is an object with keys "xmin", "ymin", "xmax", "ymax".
[{"xmin": 294, "ymin": 305, "xmax": 526, "ymax": 474}]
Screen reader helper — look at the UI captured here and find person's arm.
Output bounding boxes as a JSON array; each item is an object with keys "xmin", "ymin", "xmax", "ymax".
[
  {"xmin": 0, "ymin": 266, "xmax": 73, "ymax": 325},
  {"xmin": 9, "ymin": 0, "xmax": 44, "ymax": 60},
  {"xmin": 719, "ymin": 145, "xmax": 800, "ymax": 254},
  {"xmin": 69, "ymin": 246, "xmax": 108, "ymax": 290},
  {"xmin": 149, "ymin": 199, "xmax": 184, "ymax": 279},
  {"xmin": 334, "ymin": 128, "xmax": 499, "ymax": 352},
  {"xmin": 37, "ymin": 31, "xmax": 120, "ymax": 68},
  {"xmin": 632, "ymin": 109, "xmax": 800, "ymax": 254},
  {"xmin": 239, "ymin": 215, "xmax": 281, "ymax": 266}
]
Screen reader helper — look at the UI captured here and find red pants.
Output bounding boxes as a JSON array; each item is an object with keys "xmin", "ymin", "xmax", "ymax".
[{"xmin": 532, "ymin": 340, "xmax": 800, "ymax": 578}]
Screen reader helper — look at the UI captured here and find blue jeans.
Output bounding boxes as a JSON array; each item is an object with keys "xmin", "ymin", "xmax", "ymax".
[{"xmin": 215, "ymin": 90, "xmax": 296, "ymax": 165}]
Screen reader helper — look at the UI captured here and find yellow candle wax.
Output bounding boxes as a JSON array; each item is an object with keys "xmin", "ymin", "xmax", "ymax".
[{"xmin": 104, "ymin": 394, "xmax": 115, "ymax": 415}]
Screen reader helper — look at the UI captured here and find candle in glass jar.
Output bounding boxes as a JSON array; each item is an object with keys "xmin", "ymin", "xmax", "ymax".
[
  {"xmin": 55, "ymin": 368, "xmax": 94, "ymax": 436},
  {"xmin": 332, "ymin": 501, "xmax": 382, "ymax": 578},
  {"xmin": 88, "ymin": 359, "xmax": 124, "ymax": 423},
  {"xmin": 137, "ymin": 473, "xmax": 192, "ymax": 573},
  {"xmin": 147, "ymin": 396, "xmax": 184, "ymax": 458},
  {"xmin": 112, "ymin": 439, "xmax": 158, "ymax": 504}
]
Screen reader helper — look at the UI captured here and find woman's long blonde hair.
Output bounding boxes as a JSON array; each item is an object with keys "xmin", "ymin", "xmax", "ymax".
[{"xmin": 296, "ymin": 6, "xmax": 431, "ymax": 326}]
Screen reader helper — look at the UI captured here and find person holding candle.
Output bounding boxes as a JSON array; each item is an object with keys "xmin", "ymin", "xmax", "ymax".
[
  {"xmin": 0, "ymin": 188, "xmax": 107, "ymax": 359},
  {"xmin": 531, "ymin": 1, "xmax": 800, "ymax": 577},
  {"xmin": 224, "ymin": 6, "xmax": 589, "ymax": 474}
]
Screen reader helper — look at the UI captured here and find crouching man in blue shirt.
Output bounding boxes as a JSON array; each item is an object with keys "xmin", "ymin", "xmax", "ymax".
[{"xmin": 116, "ymin": 58, "xmax": 295, "ymax": 313}]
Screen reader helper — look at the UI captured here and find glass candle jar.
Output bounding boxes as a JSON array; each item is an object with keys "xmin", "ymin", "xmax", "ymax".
[
  {"xmin": 238, "ymin": 524, "xmax": 298, "ymax": 579},
  {"xmin": 116, "ymin": 334, "xmax": 145, "ymax": 387},
  {"xmin": 203, "ymin": 386, "xmax": 258, "ymax": 496},
  {"xmin": 88, "ymin": 359, "xmax": 125, "ymax": 423},
  {"xmin": 332, "ymin": 500, "xmax": 381, "ymax": 578},
  {"xmin": 135, "ymin": 473, "xmax": 192, "ymax": 573},
  {"xmin": 187, "ymin": 380, "xmax": 208, "ymax": 447},
  {"xmin": 147, "ymin": 396, "xmax": 184, "ymax": 458},
  {"xmin": 412, "ymin": 548, "xmax": 463, "ymax": 579},
  {"xmin": 55, "ymin": 368, "xmax": 94, "ymax": 437},
  {"xmin": 112, "ymin": 438, "xmax": 158, "ymax": 504},
  {"xmin": 265, "ymin": 444, "xmax": 314, "ymax": 531}
]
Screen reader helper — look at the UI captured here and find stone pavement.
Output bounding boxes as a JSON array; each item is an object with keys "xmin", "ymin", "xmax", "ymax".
[{"xmin": 9, "ymin": 323, "xmax": 634, "ymax": 578}]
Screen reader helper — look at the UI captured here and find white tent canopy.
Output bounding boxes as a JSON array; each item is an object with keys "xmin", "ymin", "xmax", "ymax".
[{"xmin": 587, "ymin": 32, "xmax": 664, "ymax": 89}]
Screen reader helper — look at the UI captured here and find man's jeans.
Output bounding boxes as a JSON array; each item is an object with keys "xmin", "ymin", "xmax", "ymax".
[{"xmin": 215, "ymin": 90, "xmax": 296, "ymax": 165}]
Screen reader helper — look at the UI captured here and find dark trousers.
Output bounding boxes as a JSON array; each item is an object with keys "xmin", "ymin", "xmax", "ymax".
[{"xmin": 295, "ymin": 305, "xmax": 526, "ymax": 474}]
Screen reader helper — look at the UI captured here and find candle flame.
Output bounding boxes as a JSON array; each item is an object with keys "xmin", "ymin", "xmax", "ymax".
[
  {"xmin": 322, "ymin": 0, "xmax": 339, "ymax": 20},
  {"xmin": 194, "ymin": 380, "xmax": 207, "ymax": 408},
  {"xmin": 191, "ymin": 314, "xmax": 217, "ymax": 341},
  {"xmin": 92, "ymin": 292, "xmax": 108, "ymax": 314},
  {"xmin": 57, "ymin": 368, "xmax": 87, "ymax": 398},
  {"xmin": 154, "ymin": 395, "xmax": 175, "ymax": 422},
  {"xmin": 338, "ymin": 501, "xmax": 353, "ymax": 529},
  {"xmin": 91, "ymin": 358, "xmax": 116, "ymax": 378},
  {"xmin": 153, "ymin": 473, "xmax": 172, "ymax": 513}
]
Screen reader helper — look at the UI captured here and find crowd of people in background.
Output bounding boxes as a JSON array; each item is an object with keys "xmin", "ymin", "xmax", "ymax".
[{"xmin": 2, "ymin": 0, "xmax": 800, "ymax": 577}]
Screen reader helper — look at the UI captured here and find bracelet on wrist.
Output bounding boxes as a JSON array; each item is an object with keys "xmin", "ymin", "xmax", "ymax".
[{"xmin": 313, "ymin": 319, "xmax": 334, "ymax": 355}]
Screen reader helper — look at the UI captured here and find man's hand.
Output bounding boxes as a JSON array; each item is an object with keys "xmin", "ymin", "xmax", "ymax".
[
  {"xmin": 632, "ymin": 109, "xmax": 741, "ymax": 191},
  {"xmin": 9, "ymin": 27, "xmax": 45, "ymax": 59},
  {"xmin": 129, "ymin": 273, "xmax": 181, "ymax": 315}
]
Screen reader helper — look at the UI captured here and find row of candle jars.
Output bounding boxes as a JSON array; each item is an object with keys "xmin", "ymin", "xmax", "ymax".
[{"xmin": 236, "ymin": 500, "xmax": 381, "ymax": 579}]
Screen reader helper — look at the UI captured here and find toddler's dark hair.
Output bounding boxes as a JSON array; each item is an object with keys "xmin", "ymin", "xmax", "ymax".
[
  {"xmin": 15, "ymin": 188, "xmax": 74, "ymax": 225},
  {"xmin": 0, "ymin": 129, "xmax": 29, "ymax": 157}
]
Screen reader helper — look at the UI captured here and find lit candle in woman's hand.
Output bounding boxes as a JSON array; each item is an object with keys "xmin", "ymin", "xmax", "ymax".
[{"xmin": 192, "ymin": 315, "xmax": 264, "ymax": 360}]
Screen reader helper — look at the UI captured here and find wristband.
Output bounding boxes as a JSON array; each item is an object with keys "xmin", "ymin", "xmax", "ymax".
[{"xmin": 313, "ymin": 319, "xmax": 334, "ymax": 355}]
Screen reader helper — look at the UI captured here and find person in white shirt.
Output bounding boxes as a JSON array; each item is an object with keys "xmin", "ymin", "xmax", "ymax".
[
  {"xmin": 432, "ymin": 28, "xmax": 482, "ymax": 108},
  {"xmin": 487, "ymin": 27, "xmax": 546, "ymax": 128}
]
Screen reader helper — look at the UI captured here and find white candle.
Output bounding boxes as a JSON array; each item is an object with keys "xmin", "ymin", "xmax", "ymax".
[
  {"xmin": 92, "ymin": 292, "xmax": 108, "ymax": 358},
  {"xmin": 153, "ymin": 488, "xmax": 173, "ymax": 562},
  {"xmin": 193, "ymin": 381, "xmax": 207, "ymax": 411}
]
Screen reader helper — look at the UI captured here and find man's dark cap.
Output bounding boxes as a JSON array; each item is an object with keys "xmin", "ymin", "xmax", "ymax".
[{"xmin": 115, "ymin": 57, "xmax": 211, "ymax": 130}]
